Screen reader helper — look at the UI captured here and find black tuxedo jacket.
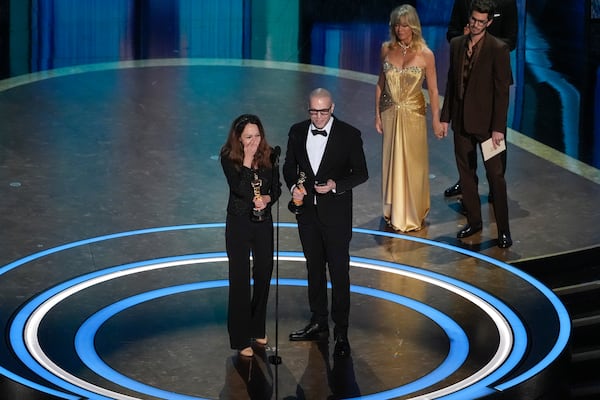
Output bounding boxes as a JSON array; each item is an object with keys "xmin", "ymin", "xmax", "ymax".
[{"xmin": 282, "ymin": 116, "xmax": 368, "ymax": 225}]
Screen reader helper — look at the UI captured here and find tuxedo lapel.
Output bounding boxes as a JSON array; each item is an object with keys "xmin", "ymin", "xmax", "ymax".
[{"xmin": 296, "ymin": 121, "xmax": 313, "ymax": 176}]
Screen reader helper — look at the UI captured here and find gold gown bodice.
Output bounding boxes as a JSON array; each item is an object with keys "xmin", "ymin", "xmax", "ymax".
[{"xmin": 379, "ymin": 62, "xmax": 426, "ymax": 116}]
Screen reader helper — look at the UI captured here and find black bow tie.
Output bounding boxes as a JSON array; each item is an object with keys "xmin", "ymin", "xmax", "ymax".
[{"xmin": 312, "ymin": 129, "xmax": 327, "ymax": 137}]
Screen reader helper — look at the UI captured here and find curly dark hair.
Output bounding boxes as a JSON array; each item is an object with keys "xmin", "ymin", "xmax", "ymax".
[{"xmin": 470, "ymin": 0, "xmax": 496, "ymax": 19}]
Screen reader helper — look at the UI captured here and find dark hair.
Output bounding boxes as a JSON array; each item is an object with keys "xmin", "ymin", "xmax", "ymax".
[
  {"xmin": 220, "ymin": 114, "xmax": 272, "ymax": 169},
  {"xmin": 470, "ymin": 0, "xmax": 496, "ymax": 19}
]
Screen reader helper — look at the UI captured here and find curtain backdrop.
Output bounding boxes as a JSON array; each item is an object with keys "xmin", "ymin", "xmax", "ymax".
[{"xmin": 31, "ymin": 0, "xmax": 246, "ymax": 70}]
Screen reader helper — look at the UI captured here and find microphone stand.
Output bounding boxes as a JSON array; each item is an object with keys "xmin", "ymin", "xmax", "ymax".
[{"xmin": 268, "ymin": 147, "xmax": 282, "ymax": 398}]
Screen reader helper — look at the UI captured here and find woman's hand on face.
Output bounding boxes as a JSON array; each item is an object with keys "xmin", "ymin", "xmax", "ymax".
[
  {"xmin": 244, "ymin": 137, "xmax": 259, "ymax": 157},
  {"xmin": 242, "ymin": 136, "xmax": 260, "ymax": 167}
]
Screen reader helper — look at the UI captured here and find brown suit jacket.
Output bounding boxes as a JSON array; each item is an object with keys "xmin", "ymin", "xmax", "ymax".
[{"xmin": 441, "ymin": 32, "xmax": 512, "ymax": 137}]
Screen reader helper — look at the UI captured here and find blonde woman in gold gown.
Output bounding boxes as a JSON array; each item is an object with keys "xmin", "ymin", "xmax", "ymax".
[{"xmin": 375, "ymin": 4, "xmax": 444, "ymax": 232}]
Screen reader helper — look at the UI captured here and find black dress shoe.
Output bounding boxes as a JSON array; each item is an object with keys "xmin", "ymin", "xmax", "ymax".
[
  {"xmin": 289, "ymin": 322, "xmax": 329, "ymax": 341},
  {"xmin": 497, "ymin": 231, "xmax": 512, "ymax": 248},
  {"xmin": 333, "ymin": 336, "xmax": 351, "ymax": 358},
  {"xmin": 444, "ymin": 181, "xmax": 462, "ymax": 197},
  {"xmin": 457, "ymin": 223, "xmax": 482, "ymax": 238}
]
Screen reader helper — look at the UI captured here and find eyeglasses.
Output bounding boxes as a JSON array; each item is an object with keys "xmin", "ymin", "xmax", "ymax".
[
  {"xmin": 308, "ymin": 107, "xmax": 332, "ymax": 116},
  {"xmin": 469, "ymin": 16, "xmax": 489, "ymax": 26}
]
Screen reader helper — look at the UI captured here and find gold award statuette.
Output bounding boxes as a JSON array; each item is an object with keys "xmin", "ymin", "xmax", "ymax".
[
  {"xmin": 288, "ymin": 171, "xmax": 306, "ymax": 215},
  {"xmin": 251, "ymin": 173, "xmax": 267, "ymax": 222}
]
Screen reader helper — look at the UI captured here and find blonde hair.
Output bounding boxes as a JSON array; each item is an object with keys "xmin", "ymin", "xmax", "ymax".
[{"xmin": 387, "ymin": 4, "xmax": 426, "ymax": 52}]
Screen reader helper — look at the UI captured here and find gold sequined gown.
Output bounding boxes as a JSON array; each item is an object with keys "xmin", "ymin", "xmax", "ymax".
[{"xmin": 379, "ymin": 62, "xmax": 430, "ymax": 232}]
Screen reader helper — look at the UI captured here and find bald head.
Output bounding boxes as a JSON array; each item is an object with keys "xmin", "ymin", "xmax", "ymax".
[
  {"xmin": 309, "ymin": 88, "xmax": 333, "ymax": 104},
  {"xmin": 308, "ymin": 88, "xmax": 335, "ymax": 129}
]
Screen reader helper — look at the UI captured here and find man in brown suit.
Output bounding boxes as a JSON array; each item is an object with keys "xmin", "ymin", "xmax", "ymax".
[
  {"xmin": 440, "ymin": 0, "xmax": 513, "ymax": 248},
  {"xmin": 443, "ymin": 0, "xmax": 518, "ymax": 199}
]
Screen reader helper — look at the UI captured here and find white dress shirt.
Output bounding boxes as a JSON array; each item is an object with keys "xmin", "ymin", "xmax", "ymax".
[{"xmin": 306, "ymin": 118, "xmax": 333, "ymax": 175}]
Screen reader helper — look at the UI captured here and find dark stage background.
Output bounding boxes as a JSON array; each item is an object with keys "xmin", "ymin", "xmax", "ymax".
[{"xmin": 0, "ymin": 0, "xmax": 599, "ymax": 167}]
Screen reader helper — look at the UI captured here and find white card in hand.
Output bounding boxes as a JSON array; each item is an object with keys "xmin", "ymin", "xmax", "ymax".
[{"xmin": 481, "ymin": 137, "xmax": 506, "ymax": 161}]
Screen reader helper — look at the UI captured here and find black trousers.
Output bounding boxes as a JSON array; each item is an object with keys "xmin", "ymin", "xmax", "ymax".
[
  {"xmin": 225, "ymin": 213, "xmax": 274, "ymax": 350},
  {"xmin": 297, "ymin": 209, "xmax": 352, "ymax": 338}
]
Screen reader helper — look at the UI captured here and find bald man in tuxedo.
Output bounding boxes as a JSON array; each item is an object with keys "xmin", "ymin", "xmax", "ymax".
[{"xmin": 283, "ymin": 88, "xmax": 368, "ymax": 357}]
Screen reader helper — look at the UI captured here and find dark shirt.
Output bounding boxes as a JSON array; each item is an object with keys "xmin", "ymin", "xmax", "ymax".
[
  {"xmin": 221, "ymin": 156, "xmax": 281, "ymax": 218},
  {"xmin": 461, "ymin": 35, "xmax": 484, "ymax": 99}
]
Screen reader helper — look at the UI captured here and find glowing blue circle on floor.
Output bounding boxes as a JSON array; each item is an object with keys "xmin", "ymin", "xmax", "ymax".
[
  {"xmin": 73, "ymin": 276, "xmax": 468, "ymax": 399},
  {"xmin": 1, "ymin": 223, "xmax": 570, "ymax": 400},
  {"xmin": 13, "ymin": 251, "xmax": 517, "ymax": 400}
]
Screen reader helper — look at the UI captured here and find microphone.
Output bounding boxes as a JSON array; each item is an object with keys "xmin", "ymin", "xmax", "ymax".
[{"xmin": 271, "ymin": 146, "xmax": 281, "ymax": 164}]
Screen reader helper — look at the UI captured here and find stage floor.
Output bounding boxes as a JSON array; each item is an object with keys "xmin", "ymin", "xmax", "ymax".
[{"xmin": 0, "ymin": 60, "xmax": 596, "ymax": 399}]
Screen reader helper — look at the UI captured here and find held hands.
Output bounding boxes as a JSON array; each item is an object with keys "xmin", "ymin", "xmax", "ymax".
[{"xmin": 436, "ymin": 121, "xmax": 449, "ymax": 139}]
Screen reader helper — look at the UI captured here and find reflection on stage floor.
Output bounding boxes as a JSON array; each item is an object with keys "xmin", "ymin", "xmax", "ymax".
[{"xmin": 1, "ymin": 60, "xmax": 595, "ymax": 399}]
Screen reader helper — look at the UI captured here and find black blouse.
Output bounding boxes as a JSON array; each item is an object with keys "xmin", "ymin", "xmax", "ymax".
[{"xmin": 221, "ymin": 154, "xmax": 282, "ymax": 218}]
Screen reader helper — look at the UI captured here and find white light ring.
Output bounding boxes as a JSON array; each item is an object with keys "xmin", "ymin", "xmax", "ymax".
[{"xmin": 16, "ymin": 254, "xmax": 519, "ymax": 400}]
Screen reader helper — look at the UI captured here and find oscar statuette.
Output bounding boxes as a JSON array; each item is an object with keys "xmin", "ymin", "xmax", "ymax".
[
  {"xmin": 287, "ymin": 171, "xmax": 306, "ymax": 215},
  {"xmin": 251, "ymin": 172, "xmax": 267, "ymax": 222}
]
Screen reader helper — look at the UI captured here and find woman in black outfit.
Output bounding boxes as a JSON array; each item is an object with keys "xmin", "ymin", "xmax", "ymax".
[{"xmin": 220, "ymin": 114, "xmax": 281, "ymax": 357}]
